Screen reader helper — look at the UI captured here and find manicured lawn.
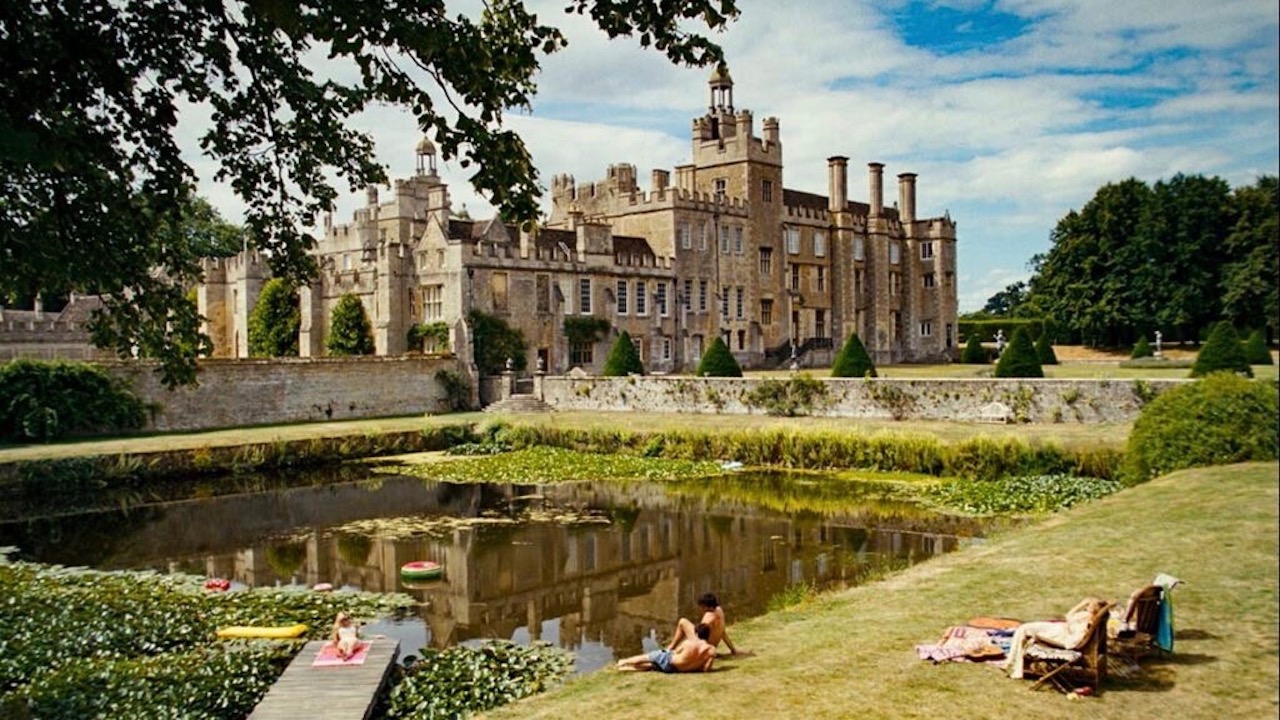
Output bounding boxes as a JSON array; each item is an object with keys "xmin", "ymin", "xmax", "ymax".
[{"xmin": 482, "ymin": 462, "xmax": 1280, "ymax": 720}]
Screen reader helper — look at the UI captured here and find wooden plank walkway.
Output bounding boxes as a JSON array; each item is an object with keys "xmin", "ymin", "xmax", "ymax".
[{"xmin": 250, "ymin": 639, "xmax": 400, "ymax": 720}]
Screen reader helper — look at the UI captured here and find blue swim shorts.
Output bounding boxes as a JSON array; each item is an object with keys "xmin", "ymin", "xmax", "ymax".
[{"xmin": 647, "ymin": 649, "xmax": 677, "ymax": 673}]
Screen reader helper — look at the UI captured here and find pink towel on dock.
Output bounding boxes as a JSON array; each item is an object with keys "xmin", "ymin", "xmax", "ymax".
[{"xmin": 312, "ymin": 641, "xmax": 371, "ymax": 667}]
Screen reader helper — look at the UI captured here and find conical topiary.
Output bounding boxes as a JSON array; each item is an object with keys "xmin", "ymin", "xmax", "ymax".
[
  {"xmin": 994, "ymin": 327, "xmax": 1043, "ymax": 378},
  {"xmin": 1242, "ymin": 329, "xmax": 1274, "ymax": 366},
  {"xmin": 602, "ymin": 331, "xmax": 645, "ymax": 376},
  {"xmin": 696, "ymin": 336, "xmax": 741, "ymax": 377},
  {"xmin": 326, "ymin": 293, "xmax": 375, "ymax": 356},
  {"xmin": 831, "ymin": 333, "xmax": 877, "ymax": 378},
  {"xmin": 1034, "ymin": 331, "xmax": 1059, "ymax": 365},
  {"xmin": 960, "ymin": 333, "xmax": 987, "ymax": 364},
  {"xmin": 1191, "ymin": 321, "xmax": 1252, "ymax": 377},
  {"xmin": 1131, "ymin": 336, "xmax": 1154, "ymax": 359}
]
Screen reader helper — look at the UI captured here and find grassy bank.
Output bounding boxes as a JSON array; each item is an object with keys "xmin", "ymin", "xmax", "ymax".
[{"xmin": 483, "ymin": 462, "xmax": 1280, "ymax": 720}]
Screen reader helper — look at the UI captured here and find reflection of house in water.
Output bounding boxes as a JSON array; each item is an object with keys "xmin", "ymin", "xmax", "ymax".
[
  {"xmin": 3, "ymin": 475, "xmax": 978, "ymax": 662},
  {"xmin": 303, "ymin": 483, "xmax": 975, "ymax": 658}
]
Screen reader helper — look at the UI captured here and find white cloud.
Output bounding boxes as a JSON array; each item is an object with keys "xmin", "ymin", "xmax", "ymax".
[{"xmin": 179, "ymin": 0, "xmax": 1277, "ymax": 314}]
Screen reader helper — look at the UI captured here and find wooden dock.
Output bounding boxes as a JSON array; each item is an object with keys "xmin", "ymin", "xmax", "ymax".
[{"xmin": 249, "ymin": 639, "xmax": 400, "ymax": 720}]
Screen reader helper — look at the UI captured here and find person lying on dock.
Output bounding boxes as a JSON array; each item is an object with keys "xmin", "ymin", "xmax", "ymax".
[
  {"xmin": 332, "ymin": 612, "xmax": 361, "ymax": 659},
  {"xmin": 666, "ymin": 592, "xmax": 749, "ymax": 656},
  {"xmin": 617, "ymin": 623, "xmax": 717, "ymax": 673}
]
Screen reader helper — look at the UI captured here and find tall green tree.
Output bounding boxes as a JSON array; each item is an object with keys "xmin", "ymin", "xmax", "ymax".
[
  {"xmin": 1025, "ymin": 174, "xmax": 1272, "ymax": 347},
  {"xmin": 602, "ymin": 331, "xmax": 645, "ymax": 376},
  {"xmin": 326, "ymin": 294, "xmax": 374, "ymax": 356},
  {"xmin": 1220, "ymin": 176, "xmax": 1279, "ymax": 339},
  {"xmin": 0, "ymin": 0, "xmax": 739, "ymax": 386},
  {"xmin": 247, "ymin": 278, "xmax": 300, "ymax": 357},
  {"xmin": 981, "ymin": 281, "xmax": 1028, "ymax": 316}
]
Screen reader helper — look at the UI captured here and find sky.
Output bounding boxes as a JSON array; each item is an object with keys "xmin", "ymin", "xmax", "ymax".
[{"xmin": 184, "ymin": 0, "xmax": 1280, "ymax": 312}]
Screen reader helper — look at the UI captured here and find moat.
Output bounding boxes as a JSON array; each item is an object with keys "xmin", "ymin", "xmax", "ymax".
[{"xmin": 0, "ymin": 468, "xmax": 1000, "ymax": 673}]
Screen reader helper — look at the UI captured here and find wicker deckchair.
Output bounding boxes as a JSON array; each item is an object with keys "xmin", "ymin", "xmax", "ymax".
[{"xmin": 1025, "ymin": 602, "xmax": 1113, "ymax": 693}]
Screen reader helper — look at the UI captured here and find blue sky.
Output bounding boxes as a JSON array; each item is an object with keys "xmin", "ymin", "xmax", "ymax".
[{"xmin": 186, "ymin": 0, "xmax": 1280, "ymax": 312}]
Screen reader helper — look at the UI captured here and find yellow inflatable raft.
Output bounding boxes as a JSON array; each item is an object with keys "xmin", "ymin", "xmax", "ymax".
[{"xmin": 216, "ymin": 623, "xmax": 309, "ymax": 639}]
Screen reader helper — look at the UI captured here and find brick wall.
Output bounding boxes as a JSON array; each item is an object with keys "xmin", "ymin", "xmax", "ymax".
[
  {"xmin": 106, "ymin": 356, "xmax": 464, "ymax": 432},
  {"xmin": 538, "ymin": 375, "xmax": 1184, "ymax": 424}
]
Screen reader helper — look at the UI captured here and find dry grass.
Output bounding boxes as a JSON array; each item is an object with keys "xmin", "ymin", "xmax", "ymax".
[
  {"xmin": 483, "ymin": 462, "xmax": 1280, "ymax": 720},
  {"xmin": 0, "ymin": 409, "xmax": 1128, "ymax": 466}
]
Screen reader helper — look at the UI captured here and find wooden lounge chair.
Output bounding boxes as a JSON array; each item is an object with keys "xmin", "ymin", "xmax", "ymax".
[
  {"xmin": 1025, "ymin": 602, "xmax": 1112, "ymax": 694},
  {"xmin": 1111, "ymin": 584, "xmax": 1164, "ymax": 663}
]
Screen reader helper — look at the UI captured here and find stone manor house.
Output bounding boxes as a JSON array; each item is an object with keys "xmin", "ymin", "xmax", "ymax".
[{"xmin": 199, "ymin": 68, "xmax": 959, "ymax": 373}]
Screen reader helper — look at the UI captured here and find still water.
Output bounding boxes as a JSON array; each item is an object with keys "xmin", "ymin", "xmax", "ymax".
[{"xmin": 0, "ymin": 469, "xmax": 995, "ymax": 673}]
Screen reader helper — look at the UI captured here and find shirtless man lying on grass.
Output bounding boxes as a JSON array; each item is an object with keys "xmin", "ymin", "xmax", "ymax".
[
  {"xmin": 666, "ymin": 592, "xmax": 749, "ymax": 656},
  {"xmin": 617, "ymin": 623, "xmax": 717, "ymax": 673}
]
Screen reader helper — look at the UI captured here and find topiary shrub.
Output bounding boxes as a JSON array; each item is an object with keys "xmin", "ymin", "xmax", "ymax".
[
  {"xmin": 696, "ymin": 337, "xmax": 741, "ymax": 377},
  {"xmin": 1131, "ymin": 336, "xmax": 1154, "ymax": 359},
  {"xmin": 1122, "ymin": 373, "xmax": 1278, "ymax": 483},
  {"xmin": 326, "ymin": 293, "xmax": 375, "ymax": 356},
  {"xmin": 1242, "ymin": 329, "xmax": 1273, "ymax": 366},
  {"xmin": 1035, "ymin": 331, "xmax": 1059, "ymax": 365},
  {"xmin": 831, "ymin": 333, "xmax": 877, "ymax": 378},
  {"xmin": 960, "ymin": 334, "xmax": 987, "ymax": 364},
  {"xmin": 602, "ymin": 331, "xmax": 645, "ymax": 376},
  {"xmin": 994, "ymin": 327, "xmax": 1043, "ymax": 378},
  {"xmin": 247, "ymin": 278, "xmax": 299, "ymax": 357},
  {"xmin": 1190, "ymin": 321, "xmax": 1251, "ymax": 377}
]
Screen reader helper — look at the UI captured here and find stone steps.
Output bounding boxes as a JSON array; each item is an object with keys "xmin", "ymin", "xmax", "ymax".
[{"xmin": 483, "ymin": 394, "xmax": 554, "ymax": 414}]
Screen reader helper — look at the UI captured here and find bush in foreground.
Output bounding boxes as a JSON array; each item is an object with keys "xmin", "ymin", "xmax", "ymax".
[
  {"xmin": 0, "ymin": 360, "xmax": 146, "ymax": 443},
  {"xmin": 1122, "ymin": 372, "xmax": 1278, "ymax": 483}
]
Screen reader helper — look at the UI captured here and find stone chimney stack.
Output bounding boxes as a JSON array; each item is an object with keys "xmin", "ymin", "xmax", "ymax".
[
  {"xmin": 898, "ymin": 173, "xmax": 917, "ymax": 224},
  {"xmin": 827, "ymin": 156, "xmax": 849, "ymax": 213},
  {"xmin": 366, "ymin": 185, "xmax": 379, "ymax": 207},
  {"xmin": 868, "ymin": 162, "xmax": 884, "ymax": 217},
  {"xmin": 651, "ymin": 169, "xmax": 670, "ymax": 193}
]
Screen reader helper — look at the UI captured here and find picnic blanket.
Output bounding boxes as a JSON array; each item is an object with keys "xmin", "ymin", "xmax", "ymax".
[
  {"xmin": 312, "ymin": 641, "xmax": 371, "ymax": 667},
  {"xmin": 916, "ymin": 624, "xmax": 1015, "ymax": 665}
]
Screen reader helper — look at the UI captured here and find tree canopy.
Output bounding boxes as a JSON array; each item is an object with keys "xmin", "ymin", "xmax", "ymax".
[
  {"xmin": 0, "ymin": 0, "xmax": 739, "ymax": 385},
  {"xmin": 1021, "ymin": 174, "xmax": 1277, "ymax": 346}
]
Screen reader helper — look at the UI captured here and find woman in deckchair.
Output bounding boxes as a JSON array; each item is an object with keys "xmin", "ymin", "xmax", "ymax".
[{"xmin": 1006, "ymin": 597, "xmax": 1108, "ymax": 679}]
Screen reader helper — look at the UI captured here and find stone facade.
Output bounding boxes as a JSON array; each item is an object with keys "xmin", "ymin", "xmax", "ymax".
[
  {"xmin": 203, "ymin": 67, "xmax": 958, "ymax": 373},
  {"xmin": 106, "ymin": 356, "xmax": 460, "ymax": 432}
]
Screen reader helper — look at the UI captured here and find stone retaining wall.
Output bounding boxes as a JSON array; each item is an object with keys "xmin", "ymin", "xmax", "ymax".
[
  {"xmin": 538, "ymin": 375, "xmax": 1185, "ymax": 424},
  {"xmin": 107, "ymin": 356, "xmax": 464, "ymax": 432}
]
